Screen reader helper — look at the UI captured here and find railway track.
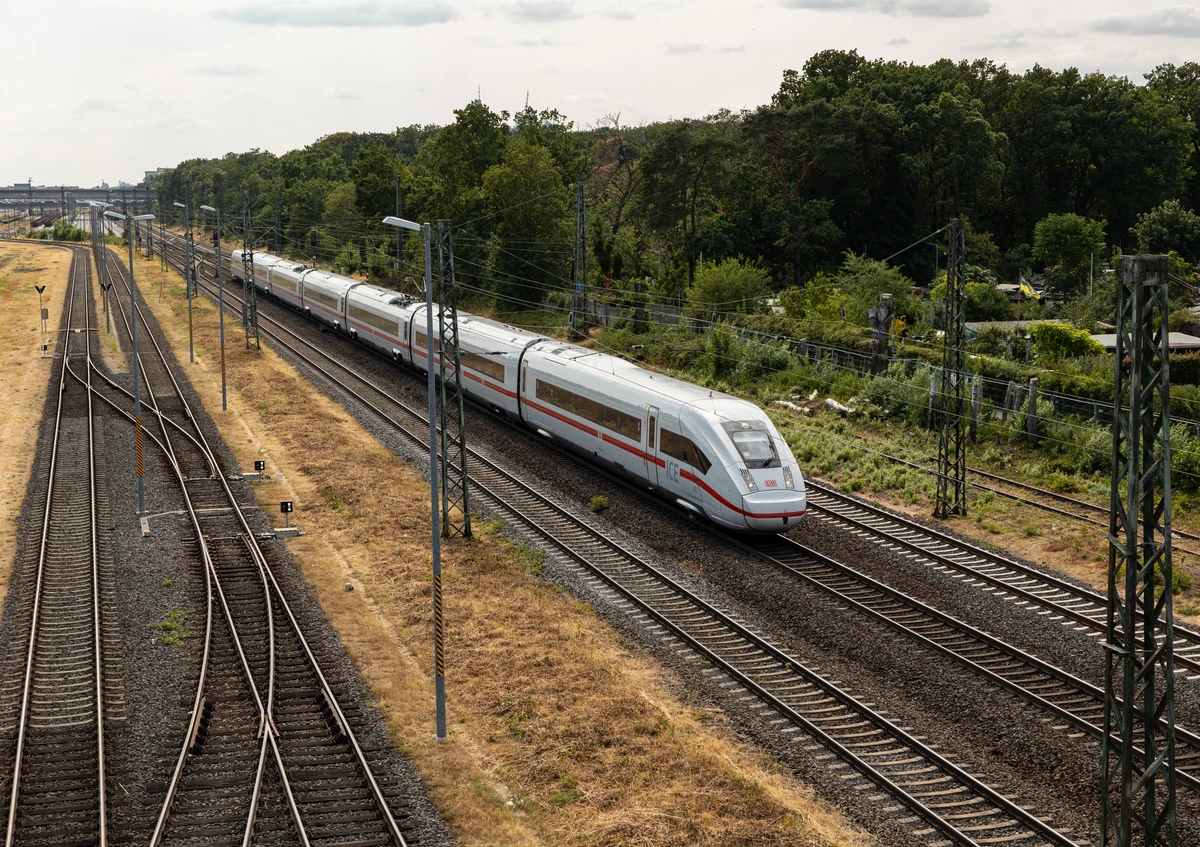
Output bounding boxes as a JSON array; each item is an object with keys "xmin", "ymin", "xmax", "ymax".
[
  {"xmin": 0, "ymin": 247, "xmax": 124, "ymax": 847},
  {"xmin": 830, "ymin": 433, "xmax": 1200, "ymax": 554},
  {"xmin": 157, "ymin": 231, "xmax": 1089, "ymax": 846},
  {"xmin": 82, "ymin": 240, "xmax": 411, "ymax": 845},
  {"xmin": 802, "ymin": 484, "xmax": 1200, "ymax": 677}
]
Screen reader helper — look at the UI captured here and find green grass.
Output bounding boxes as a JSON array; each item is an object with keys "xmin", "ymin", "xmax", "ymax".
[{"xmin": 148, "ymin": 609, "xmax": 192, "ymax": 646}]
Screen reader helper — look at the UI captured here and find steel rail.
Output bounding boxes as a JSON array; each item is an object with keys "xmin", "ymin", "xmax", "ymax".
[
  {"xmin": 97, "ymin": 245, "xmax": 292, "ymax": 847},
  {"xmin": 160, "ymin": 238, "xmax": 1081, "ymax": 847},
  {"xmin": 64, "ymin": 353, "xmax": 286, "ymax": 847},
  {"xmin": 105, "ymin": 241, "xmax": 400, "ymax": 846},
  {"xmin": 4, "ymin": 247, "xmax": 107, "ymax": 847},
  {"xmin": 736, "ymin": 533, "xmax": 1200, "ymax": 791},
  {"xmin": 804, "ymin": 483, "xmax": 1200, "ymax": 676}
]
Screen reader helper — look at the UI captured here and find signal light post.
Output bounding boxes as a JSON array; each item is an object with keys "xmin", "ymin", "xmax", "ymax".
[
  {"xmin": 105, "ymin": 209, "xmax": 156, "ymax": 514},
  {"xmin": 382, "ymin": 214, "xmax": 446, "ymax": 741}
]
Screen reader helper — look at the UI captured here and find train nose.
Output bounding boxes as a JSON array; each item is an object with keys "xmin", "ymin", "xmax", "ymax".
[{"xmin": 740, "ymin": 489, "xmax": 807, "ymax": 532}]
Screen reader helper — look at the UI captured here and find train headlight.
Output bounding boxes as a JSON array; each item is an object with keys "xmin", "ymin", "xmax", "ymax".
[
  {"xmin": 783, "ymin": 467, "xmax": 794, "ymax": 489},
  {"xmin": 739, "ymin": 468, "xmax": 757, "ymax": 492}
]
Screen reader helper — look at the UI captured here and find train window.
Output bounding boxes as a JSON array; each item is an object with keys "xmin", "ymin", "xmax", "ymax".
[
  {"xmin": 647, "ymin": 415, "xmax": 656, "ymax": 450},
  {"xmin": 414, "ymin": 331, "xmax": 441, "ymax": 354},
  {"xmin": 460, "ymin": 350, "xmax": 506, "ymax": 381},
  {"xmin": 722, "ymin": 421, "xmax": 780, "ymax": 468},
  {"xmin": 535, "ymin": 379, "xmax": 641, "ymax": 441},
  {"xmin": 659, "ymin": 428, "xmax": 711, "ymax": 475},
  {"xmin": 273, "ymin": 274, "xmax": 298, "ymax": 293},
  {"xmin": 349, "ymin": 303, "xmax": 399, "ymax": 336},
  {"xmin": 305, "ymin": 286, "xmax": 340, "ymax": 309}
]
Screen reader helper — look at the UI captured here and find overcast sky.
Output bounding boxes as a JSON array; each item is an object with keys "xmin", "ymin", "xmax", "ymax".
[{"xmin": 2, "ymin": 0, "xmax": 1198, "ymax": 188}]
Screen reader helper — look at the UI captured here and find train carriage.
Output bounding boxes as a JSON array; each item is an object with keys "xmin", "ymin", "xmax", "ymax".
[
  {"xmin": 261, "ymin": 260, "xmax": 307, "ymax": 310},
  {"xmin": 299, "ymin": 269, "xmax": 355, "ymax": 330},
  {"xmin": 228, "ymin": 248, "xmax": 805, "ymax": 533},
  {"xmin": 345, "ymin": 284, "xmax": 417, "ymax": 360},
  {"xmin": 519, "ymin": 342, "xmax": 805, "ymax": 532}
]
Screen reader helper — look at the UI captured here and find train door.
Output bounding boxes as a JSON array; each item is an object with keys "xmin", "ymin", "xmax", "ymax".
[{"xmin": 644, "ymin": 405, "xmax": 660, "ymax": 486}]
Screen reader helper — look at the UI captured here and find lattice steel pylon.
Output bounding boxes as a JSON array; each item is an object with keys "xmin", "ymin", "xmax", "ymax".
[
  {"xmin": 570, "ymin": 180, "xmax": 586, "ymax": 340},
  {"xmin": 241, "ymin": 194, "xmax": 260, "ymax": 350},
  {"xmin": 436, "ymin": 220, "xmax": 471, "ymax": 538},
  {"xmin": 934, "ymin": 218, "xmax": 968, "ymax": 518},
  {"xmin": 1101, "ymin": 254, "xmax": 1177, "ymax": 847}
]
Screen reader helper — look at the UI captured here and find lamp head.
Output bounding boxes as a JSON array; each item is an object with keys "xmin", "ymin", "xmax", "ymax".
[
  {"xmin": 382, "ymin": 215, "xmax": 422, "ymax": 233},
  {"xmin": 200, "ymin": 205, "xmax": 216, "ymax": 213},
  {"xmin": 173, "ymin": 201, "xmax": 186, "ymax": 209}
]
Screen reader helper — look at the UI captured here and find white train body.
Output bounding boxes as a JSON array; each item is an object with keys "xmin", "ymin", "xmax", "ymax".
[{"xmin": 232, "ymin": 251, "xmax": 806, "ymax": 532}]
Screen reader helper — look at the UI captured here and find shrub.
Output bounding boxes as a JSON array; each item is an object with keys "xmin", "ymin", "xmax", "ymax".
[
  {"xmin": 1029, "ymin": 322, "xmax": 1105, "ymax": 362},
  {"xmin": 588, "ymin": 495, "xmax": 609, "ymax": 513}
]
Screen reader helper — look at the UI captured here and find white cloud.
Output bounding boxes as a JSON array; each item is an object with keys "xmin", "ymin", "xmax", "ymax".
[
  {"xmin": 781, "ymin": 0, "xmax": 990, "ymax": 17},
  {"xmin": 328, "ymin": 86, "xmax": 366, "ymax": 100},
  {"xmin": 1093, "ymin": 5, "xmax": 1200, "ymax": 36},
  {"xmin": 508, "ymin": 1, "xmax": 580, "ymax": 22},
  {"xmin": 197, "ymin": 64, "xmax": 258, "ymax": 76},
  {"xmin": 79, "ymin": 96, "xmax": 120, "ymax": 112},
  {"xmin": 666, "ymin": 41, "xmax": 705, "ymax": 53},
  {"xmin": 218, "ymin": 1, "xmax": 454, "ymax": 27}
]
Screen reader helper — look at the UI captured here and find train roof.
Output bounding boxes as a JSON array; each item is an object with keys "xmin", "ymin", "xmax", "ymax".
[
  {"xmin": 349, "ymin": 284, "xmax": 414, "ymax": 308},
  {"xmin": 530, "ymin": 340, "xmax": 752, "ymax": 416},
  {"xmin": 459, "ymin": 314, "xmax": 547, "ymax": 347},
  {"xmin": 301, "ymin": 268, "xmax": 355, "ymax": 291}
]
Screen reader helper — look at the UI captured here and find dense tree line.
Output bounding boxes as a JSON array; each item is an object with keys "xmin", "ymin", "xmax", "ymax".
[{"xmin": 149, "ymin": 51, "xmax": 1200, "ymax": 323}]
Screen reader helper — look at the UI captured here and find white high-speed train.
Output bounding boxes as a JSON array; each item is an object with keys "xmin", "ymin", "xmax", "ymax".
[{"xmin": 231, "ymin": 250, "xmax": 806, "ymax": 532}]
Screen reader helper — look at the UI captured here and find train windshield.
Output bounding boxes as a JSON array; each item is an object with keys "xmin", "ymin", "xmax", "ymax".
[{"xmin": 722, "ymin": 421, "xmax": 779, "ymax": 468}]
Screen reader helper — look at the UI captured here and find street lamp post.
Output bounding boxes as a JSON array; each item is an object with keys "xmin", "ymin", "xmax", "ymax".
[
  {"xmin": 105, "ymin": 210, "xmax": 156, "ymax": 514},
  {"xmin": 200, "ymin": 205, "xmax": 227, "ymax": 411},
  {"xmin": 382, "ymin": 214, "xmax": 445, "ymax": 741},
  {"xmin": 174, "ymin": 201, "xmax": 194, "ymax": 363}
]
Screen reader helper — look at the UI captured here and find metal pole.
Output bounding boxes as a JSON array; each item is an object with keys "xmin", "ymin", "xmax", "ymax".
[
  {"xmin": 186, "ymin": 206, "xmax": 193, "ymax": 362},
  {"xmin": 423, "ymin": 223, "xmax": 446, "ymax": 740},
  {"xmin": 215, "ymin": 210, "xmax": 226, "ymax": 410},
  {"xmin": 129, "ymin": 228, "xmax": 145, "ymax": 514}
]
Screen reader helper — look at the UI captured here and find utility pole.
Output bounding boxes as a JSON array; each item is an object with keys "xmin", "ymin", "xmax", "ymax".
[
  {"xmin": 934, "ymin": 218, "xmax": 967, "ymax": 518},
  {"xmin": 394, "ymin": 176, "xmax": 404, "ymax": 287},
  {"xmin": 202, "ymin": 205, "xmax": 227, "ymax": 410},
  {"xmin": 174, "ymin": 200, "xmax": 194, "ymax": 363},
  {"xmin": 241, "ymin": 191, "xmax": 260, "ymax": 350},
  {"xmin": 570, "ymin": 181, "xmax": 586, "ymax": 340},
  {"xmin": 436, "ymin": 220, "xmax": 471, "ymax": 538},
  {"xmin": 1101, "ymin": 254, "xmax": 1177, "ymax": 847}
]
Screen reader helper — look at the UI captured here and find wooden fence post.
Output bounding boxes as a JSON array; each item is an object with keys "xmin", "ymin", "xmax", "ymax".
[{"xmin": 1001, "ymin": 380, "xmax": 1015, "ymax": 423}]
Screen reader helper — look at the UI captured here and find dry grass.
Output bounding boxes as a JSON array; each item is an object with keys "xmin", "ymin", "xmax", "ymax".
[
  {"xmin": 132, "ymin": 250, "xmax": 871, "ymax": 847},
  {"xmin": 0, "ymin": 243, "xmax": 73, "ymax": 597}
]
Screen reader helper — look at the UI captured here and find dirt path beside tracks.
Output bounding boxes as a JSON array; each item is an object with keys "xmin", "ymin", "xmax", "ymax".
[
  {"xmin": 131, "ymin": 250, "xmax": 869, "ymax": 847},
  {"xmin": 0, "ymin": 242, "xmax": 72, "ymax": 598}
]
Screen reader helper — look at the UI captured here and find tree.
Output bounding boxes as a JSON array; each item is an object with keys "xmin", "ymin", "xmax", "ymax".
[
  {"xmin": 481, "ymin": 141, "xmax": 571, "ymax": 307},
  {"xmin": 352, "ymin": 145, "xmax": 404, "ymax": 219},
  {"xmin": 638, "ymin": 115, "xmax": 738, "ymax": 284},
  {"xmin": 1032, "ymin": 213, "xmax": 1106, "ymax": 293},
  {"xmin": 1133, "ymin": 199, "xmax": 1200, "ymax": 264},
  {"xmin": 687, "ymin": 258, "xmax": 770, "ymax": 317}
]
